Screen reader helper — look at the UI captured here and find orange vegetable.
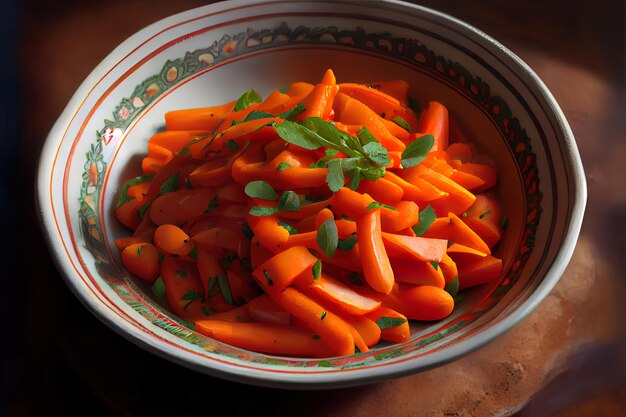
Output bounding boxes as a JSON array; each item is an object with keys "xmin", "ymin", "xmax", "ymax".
[
  {"xmin": 120, "ymin": 243, "xmax": 160, "ymax": 283},
  {"xmin": 357, "ymin": 208, "xmax": 394, "ymax": 294},
  {"xmin": 417, "ymin": 101, "xmax": 449, "ymax": 151},
  {"xmin": 366, "ymin": 306, "xmax": 410, "ymax": 343}
]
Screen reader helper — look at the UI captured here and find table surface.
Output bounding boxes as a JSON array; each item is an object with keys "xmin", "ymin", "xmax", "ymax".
[{"xmin": 5, "ymin": 1, "xmax": 626, "ymax": 416}]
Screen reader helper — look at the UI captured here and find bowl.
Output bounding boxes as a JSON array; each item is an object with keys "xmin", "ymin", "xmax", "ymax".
[{"xmin": 36, "ymin": 0, "xmax": 586, "ymax": 389}]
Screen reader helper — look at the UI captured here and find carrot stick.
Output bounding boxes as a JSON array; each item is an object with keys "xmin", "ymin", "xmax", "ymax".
[
  {"xmin": 252, "ymin": 246, "xmax": 319, "ymax": 293},
  {"xmin": 380, "ymin": 201, "xmax": 419, "ymax": 232},
  {"xmin": 381, "ymin": 233, "xmax": 447, "ymax": 262},
  {"xmin": 382, "ymin": 283, "xmax": 454, "ymax": 321},
  {"xmin": 150, "ymin": 188, "xmax": 217, "ymax": 226},
  {"xmin": 417, "ymin": 101, "xmax": 449, "ymax": 151},
  {"xmin": 153, "ymin": 224, "xmax": 195, "ymax": 257},
  {"xmin": 357, "ymin": 208, "xmax": 394, "ymax": 294},
  {"xmin": 121, "ymin": 243, "xmax": 160, "ymax": 283},
  {"xmin": 365, "ymin": 306, "xmax": 410, "ymax": 343},
  {"xmin": 160, "ymin": 255, "xmax": 209, "ymax": 321},
  {"xmin": 356, "ymin": 177, "xmax": 404, "ymax": 205},
  {"xmin": 245, "ymin": 294, "xmax": 291, "ymax": 326},
  {"xmin": 458, "ymin": 255, "xmax": 503, "ymax": 290},
  {"xmin": 390, "ymin": 258, "xmax": 445, "ymax": 288}
]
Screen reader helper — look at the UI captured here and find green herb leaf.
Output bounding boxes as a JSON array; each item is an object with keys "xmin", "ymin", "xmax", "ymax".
[
  {"xmin": 274, "ymin": 120, "xmax": 324, "ymax": 150},
  {"xmin": 278, "ymin": 221, "xmax": 298, "ymax": 235},
  {"xmin": 187, "ymin": 246, "xmax": 198, "ymax": 260},
  {"xmin": 233, "ymin": 88, "xmax": 262, "ymax": 111},
  {"xmin": 312, "ymin": 259, "xmax": 322, "ymax": 280},
  {"xmin": 300, "ymin": 117, "xmax": 362, "ymax": 157},
  {"xmin": 392, "ymin": 116, "xmax": 414, "ymax": 133},
  {"xmin": 337, "ymin": 233, "xmax": 358, "ymax": 251},
  {"xmin": 445, "ymin": 275, "xmax": 459, "ymax": 297},
  {"xmin": 219, "ymin": 253, "xmax": 237, "ymax": 271},
  {"xmin": 312, "ymin": 334, "xmax": 321, "ymax": 340},
  {"xmin": 317, "ymin": 218, "xmax": 338, "ymax": 258},
  {"xmin": 244, "ymin": 180, "xmax": 277, "ymax": 200},
  {"xmin": 136, "ymin": 245, "xmax": 144, "ymax": 257},
  {"xmin": 278, "ymin": 103, "xmax": 306, "ymax": 121},
  {"xmin": 242, "ymin": 223, "xmax": 254, "ymax": 239},
  {"xmin": 326, "ymin": 158, "xmax": 346, "ymax": 192},
  {"xmin": 376, "ymin": 316, "xmax": 408, "ymax": 329},
  {"xmin": 360, "ymin": 165, "xmax": 385, "ymax": 181},
  {"xmin": 500, "ymin": 216, "xmax": 509, "ymax": 229},
  {"xmin": 356, "ymin": 126, "xmax": 378, "ymax": 145},
  {"xmin": 401, "ymin": 134, "xmax": 435, "ymax": 168},
  {"xmin": 276, "ymin": 162, "xmax": 292, "ymax": 172},
  {"xmin": 412, "ymin": 205, "xmax": 436, "ymax": 236},
  {"xmin": 180, "ymin": 289, "xmax": 203, "ymax": 310},
  {"xmin": 277, "ymin": 191, "xmax": 300, "ymax": 212},
  {"xmin": 115, "ymin": 174, "xmax": 154, "ymax": 208},
  {"xmin": 430, "ymin": 261, "xmax": 439, "ymax": 270},
  {"xmin": 176, "ymin": 269, "xmax": 188, "ymax": 278},
  {"xmin": 362, "ymin": 142, "xmax": 390, "ymax": 167},
  {"xmin": 225, "ymin": 139, "xmax": 239, "ymax": 153},
  {"xmin": 479, "ymin": 209, "xmax": 492, "ymax": 219},
  {"xmin": 201, "ymin": 305, "xmax": 214, "ymax": 316},
  {"xmin": 249, "ymin": 206, "xmax": 278, "ymax": 216},
  {"xmin": 151, "ymin": 276, "xmax": 166, "ymax": 299},
  {"xmin": 203, "ymin": 196, "xmax": 219, "ymax": 214},
  {"xmin": 408, "ymin": 96, "xmax": 421, "ymax": 117},
  {"xmin": 263, "ymin": 269, "xmax": 274, "ymax": 286},
  {"xmin": 159, "ymin": 173, "xmax": 179, "ymax": 195},
  {"xmin": 242, "ymin": 110, "xmax": 275, "ymax": 122},
  {"xmin": 366, "ymin": 201, "xmax": 397, "ymax": 211},
  {"xmin": 320, "ymin": 310, "xmax": 327, "ymax": 320},
  {"xmin": 217, "ymin": 273, "xmax": 234, "ymax": 304}
]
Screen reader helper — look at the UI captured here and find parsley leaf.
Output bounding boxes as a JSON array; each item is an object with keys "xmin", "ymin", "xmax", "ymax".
[
  {"xmin": 356, "ymin": 126, "xmax": 378, "ymax": 145},
  {"xmin": 362, "ymin": 142, "xmax": 390, "ymax": 167},
  {"xmin": 180, "ymin": 289, "xmax": 203, "ymax": 310},
  {"xmin": 376, "ymin": 316, "xmax": 407, "ymax": 329},
  {"xmin": 392, "ymin": 116, "xmax": 414, "ymax": 133},
  {"xmin": 276, "ymin": 162, "xmax": 292, "ymax": 171},
  {"xmin": 326, "ymin": 158, "xmax": 346, "ymax": 192},
  {"xmin": 151, "ymin": 276, "xmax": 166, "ymax": 299},
  {"xmin": 278, "ymin": 221, "xmax": 298, "ymax": 235},
  {"xmin": 248, "ymin": 206, "xmax": 278, "ymax": 216},
  {"xmin": 366, "ymin": 202, "xmax": 397, "ymax": 211},
  {"xmin": 159, "ymin": 173, "xmax": 179, "ymax": 195},
  {"xmin": 115, "ymin": 173, "xmax": 154, "ymax": 208},
  {"xmin": 244, "ymin": 180, "xmax": 277, "ymax": 200},
  {"xmin": 444, "ymin": 275, "xmax": 459, "ymax": 297},
  {"xmin": 233, "ymin": 89, "xmax": 262, "ymax": 111},
  {"xmin": 312, "ymin": 259, "xmax": 322, "ymax": 280},
  {"xmin": 337, "ymin": 233, "xmax": 358, "ymax": 251},
  {"xmin": 412, "ymin": 205, "xmax": 436, "ymax": 236},
  {"xmin": 277, "ymin": 191, "xmax": 300, "ymax": 212}
]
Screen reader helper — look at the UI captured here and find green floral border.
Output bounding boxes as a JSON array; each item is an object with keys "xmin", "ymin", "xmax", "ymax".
[{"xmin": 78, "ymin": 22, "xmax": 541, "ymax": 368}]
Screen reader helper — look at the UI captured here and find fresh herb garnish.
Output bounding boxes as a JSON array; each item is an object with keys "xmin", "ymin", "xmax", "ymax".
[
  {"xmin": 430, "ymin": 261, "xmax": 439, "ymax": 270},
  {"xmin": 187, "ymin": 246, "xmax": 198, "ymax": 260},
  {"xmin": 412, "ymin": 205, "xmax": 436, "ymax": 237},
  {"xmin": 444, "ymin": 275, "xmax": 459, "ymax": 297},
  {"xmin": 337, "ymin": 233, "xmax": 358, "ymax": 251},
  {"xmin": 248, "ymin": 206, "xmax": 279, "ymax": 216},
  {"xmin": 326, "ymin": 158, "xmax": 346, "ymax": 192},
  {"xmin": 203, "ymin": 196, "xmax": 219, "ymax": 214},
  {"xmin": 217, "ymin": 273, "xmax": 234, "ymax": 304},
  {"xmin": 263, "ymin": 269, "xmax": 274, "ymax": 286},
  {"xmin": 408, "ymin": 96, "xmax": 421, "ymax": 117},
  {"xmin": 277, "ymin": 191, "xmax": 300, "ymax": 212},
  {"xmin": 233, "ymin": 88, "xmax": 262, "ymax": 111},
  {"xmin": 276, "ymin": 162, "xmax": 292, "ymax": 171},
  {"xmin": 244, "ymin": 180, "xmax": 277, "ymax": 200},
  {"xmin": 242, "ymin": 223, "xmax": 254, "ymax": 239},
  {"xmin": 356, "ymin": 126, "xmax": 378, "ymax": 145},
  {"xmin": 115, "ymin": 174, "xmax": 154, "ymax": 207},
  {"xmin": 225, "ymin": 139, "xmax": 239, "ymax": 153},
  {"xmin": 500, "ymin": 216, "xmax": 509, "ymax": 229},
  {"xmin": 392, "ymin": 116, "xmax": 414, "ymax": 133},
  {"xmin": 479, "ymin": 209, "xmax": 492, "ymax": 219},
  {"xmin": 401, "ymin": 134, "xmax": 434, "ymax": 168},
  {"xmin": 317, "ymin": 218, "xmax": 338, "ymax": 258},
  {"xmin": 151, "ymin": 276, "xmax": 166, "ymax": 299},
  {"xmin": 278, "ymin": 221, "xmax": 298, "ymax": 235},
  {"xmin": 320, "ymin": 310, "xmax": 327, "ymax": 320},
  {"xmin": 180, "ymin": 289, "xmax": 203, "ymax": 310},
  {"xmin": 366, "ymin": 202, "xmax": 397, "ymax": 211},
  {"xmin": 376, "ymin": 316, "xmax": 407, "ymax": 329},
  {"xmin": 159, "ymin": 173, "xmax": 179, "ymax": 195},
  {"xmin": 176, "ymin": 269, "xmax": 188, "ymax": 278},
  {"xmin": 312, "ymin": 259, "xmax": 322, "ymax": 280}
]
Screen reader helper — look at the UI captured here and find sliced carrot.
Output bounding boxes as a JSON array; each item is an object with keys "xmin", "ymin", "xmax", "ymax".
[
  {"xmin": 160, "ymin": 255, "xmax": 209, "ymax": 321},
  {"xmin": 164, "ymin": 101, "xmax": 236, "ymax": 131},
  {"xmin": 382, "ymin": 283, "xmax": 454, "ymax": 321},
  {"xmin": 462, "ymin": 193, "xmax": 502, "ymax": 248},
  {"xmin": 252, "ymin": 246, "xmax": 319, "ymax": 293},
  {"xmin": 195, "ymin": 320, "xmax": 335, "ymax": 357},
  {"xmin": 390, "ymin": 258, "xmax": 445, "ymax": 288},
  {"xmin": 150, "ymin": 188, "xmax": 217, "ymax": 226},
  {"xmin": 458, "ymin": 163, "xmax": 497, "ymax": 193},
  {"xmin": 192, "ymin": 227, "xmax": 241, "ymax": 253},
  {"xmin": 121, "ymin": 243, "xmax": 160, "ymax": 283},
  {"xmin": 438, "ymin": 253, "xmax": 459, "ymax": 286},
  {"xmin": 366, "ymin": 306, "xmax": 410, "ymax": 343},
  {"xmin": 380, "ymin": 201, "xmax": 419, "ymax": 233},
  {"xmin": 381, "ymin": 233, "xmax": 447, "ymax": 263},
  {"xmin": 245, "ymin": 294, "xmax": 291, "ymax": 326},
  {"xmin": 329, "ymin": 187, "xmax": 376, "ymax": 220},
  {"xmin": 446, "ymin": 243, "xmax": 489, "ymax": 266},
  {"xmin": 357, "ymin": 208, "xmax": 394, "ymax": 294},
  {"xmin": 246, "ymin": 214, "xmax": 290, "ymax": 253},
  {"xmin": 153, "ymin": 224, "xmax": 195, "ymax": 257},
  {"xmin": 417, "ymin": 101, "xmax": 449, "ymax": 151},
  {"xmin": 356, "ymin": 177, "xmax": 403, "ymax": 205},
  {"xmin": 458, "ymin": 255, "xmax": 503, "ymax": 290},
  {"xmin": 423, "ymin": 213, "xmax": 491, "ymax": 255}
]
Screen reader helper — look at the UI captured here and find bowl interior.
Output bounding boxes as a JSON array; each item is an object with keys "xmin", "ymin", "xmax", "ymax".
[{"xmin": 39, "ymin": 0, "xmax": 577, "ymax": 389}]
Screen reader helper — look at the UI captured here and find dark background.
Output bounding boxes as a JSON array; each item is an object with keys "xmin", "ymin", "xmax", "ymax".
[{"xmin": 2, "ymin": 1, "xmax": 624, "ymax": 416}]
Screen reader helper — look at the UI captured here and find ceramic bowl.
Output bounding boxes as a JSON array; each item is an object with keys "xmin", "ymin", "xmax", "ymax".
[{"xmin": 36, "ymin": 0, "xmax": 586, "ymax": 389}]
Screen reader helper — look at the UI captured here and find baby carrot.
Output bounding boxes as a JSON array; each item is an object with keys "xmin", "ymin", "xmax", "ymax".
[
  {"xmin": 357, "ymin": 208, "xmax": 394, "ymax": 294},
  {"xmin": 120, "ymin": 243, "xmax": 160, "ymax": 283}
]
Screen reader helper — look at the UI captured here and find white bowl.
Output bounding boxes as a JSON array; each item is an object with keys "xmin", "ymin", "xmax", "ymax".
[{"xmin": 36, "ymin": 0, "xmax": 586, "ymax": 389}]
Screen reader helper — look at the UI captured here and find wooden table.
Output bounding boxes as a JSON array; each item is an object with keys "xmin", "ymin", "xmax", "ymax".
[{"xmin": 8, "ymin": 1, "xmax": 625, "ymax": 416}]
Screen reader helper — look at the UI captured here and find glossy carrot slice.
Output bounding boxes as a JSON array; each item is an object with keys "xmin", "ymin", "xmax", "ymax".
[
  {"xmin": 417, "ymin": 101, "xmax": 449, "ymax": 151},
  {"xmin": 390, "ymin": 258, "xmax": 445, "ymax": 288},
  {"xmin": 366, "ymin": 306, "xmax": 410, "ymax": 343},
  {"xmin": 245, "ymin": 294, "xmax": 291, "ymax": 326},
  {"xmin": 160, "ymin": 255, "xmax": 209, "ymax": 322},
  {"xmin": 458, "ymin": 255, "xmax": 503, "ymax": 290},
  {"xmin": 379, "ymin": 200, "xmax": 419, "ymax": 233},
  {"xmin": 381, "ymin": 233, "xmax": 447, "ymax": 262},
  {"xmin": 252, "ymin": 246, "xmax": 318, "ymax": 293},
  {"xmin": 382, "ymin": 283, "xmax": 454, "ymax": 321},
  {"xmin": 357, "ymin": 208, "xmax": 394, "ymax": 294},
  {"xmin": 121, "ymin": 243, "xmax": 160, "ymax": 283},
  {"xmin": 423, "ymin": 213, "xmax": 491, "ymax": 255}
]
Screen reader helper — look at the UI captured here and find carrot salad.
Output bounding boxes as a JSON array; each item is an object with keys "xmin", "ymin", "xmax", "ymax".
[{"xmin": 114, "ymin": 69, "xmax": 505, "ymax": 357}]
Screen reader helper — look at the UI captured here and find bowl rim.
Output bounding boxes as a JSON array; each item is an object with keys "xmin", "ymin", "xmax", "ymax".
[{"xmin": 36, "ymin": 0, "xmax": 587, "ymax": 389}]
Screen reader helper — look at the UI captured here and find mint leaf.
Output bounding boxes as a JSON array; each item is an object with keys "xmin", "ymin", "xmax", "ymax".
[
  {"xmin": 276, "ymin": 162, "xmax": 292, "ymax": 171},
  {"xmin": 233, "ymin": 89, "xmax": 262, "ymax": 111},
  {"xmin": 225, "ymin": 139, "xmax": 239, "ymax": 153},
  {"xmin": 203, "ymin": 196, "xmax": 219, "ymax": 214},
  {"xmin": 401, "ymin": 134, "xmax": 434, "ymax": 168},
  {"xmin": 242, "ymin": 110, "xmax": 275, "ymax": 122},
  {"xmin": 337, "ymin": 233, "xmax": 358, "ymax": 251},
  {"xmin": 392, "ymin": 116, "xmax": 414, "ymax": 133},
  {"xmin": 362, "ymin": 142, "xmax": 390, "ymax": 167},
  {"xmin": 312, "ymin": 259, "xmax": 322, "ymax": 280},
  {"xmin": 376, "ymin": 316, "xmax": 407, "ymax": 329},
  {"xmin": 278, "ymin": 103, "xmax": 306, "ymax": 121},
  {"xmin": 412, "ymin": 205, "xmax": 436, "ymax": 236},
  {"xmin": 180, "ymin": 289, "xmax": 203, "ymax": 310},
  {"xmin": 278, "ymin": 221, "xmax": 298, "ymax": 235},
  {"xmin": 274, "ymin": 120, "xmax": 324, "ymax": 150},
  {"xmin": 300, "ymin": 117, "xmax": 361, "ymax": 157},
  {"xmin": 244, "ymin": 180, "xmax": 277, "ymax": 200},
  {"xmin": 249, "ymin": 206, "xmax": 278, "ymax": 216},
  {"xmin": 366, "ymin": 202, "xmax": 397, "ymax": 211},
  {"xmin": 217, "ymin": 273, "xmax": 234, "ymax": 304},
  {"xmin": 317, "ymin": 218, "xmax": 338, "ymax": 258},
  {"xmin": 278, "ymin": 191, "xmax": 300, "ymax": 212},
  {"xmin": 356, "ymin": 126, "xmax": 378, "ymax": 145},
  {"xmin": 326, "ymin": 158, "xmax": 345, "ymax": 192}
]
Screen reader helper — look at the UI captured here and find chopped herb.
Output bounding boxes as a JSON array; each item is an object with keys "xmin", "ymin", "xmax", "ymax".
[
  {"xmin": 276, "ymin": 162, "xmax": 292, "ymax": 171},
  {"xmin": 408, "ymin": 96, "xmax": 421, "ymax": 116},
  {"xmin": 244, "ymin": 180, "xmax": 277, "ymax": 200},
  {"xmin": 180, "ymin": 289, "xmax": 203, "ymax": 310},
  {"xmin": 278, "ymin": 87, "xmax": 288, "ymax": 94},
  {"xmin": 320, "ymin": 310, "xmax": 327, "ymax": 320},
  {"xmin": 317, "ymin": 218, "xmax": 338, "ymax": 258},
  {"xmin": 401, "ymin": 134, "xmax": 435, "ymax": 168},
  {"xmin": 217, "ymin": 273, "xmax": 234, "ymax": 304},
  {"xmin": 366, "ymin": 201, "xmax": 397, "ymax": 211},
  {"xmin": 312, "ymin": 259, "xmax": 322, "ymax": 280},
  {"xmin": 219, "ymin": 253, "xmax": 236, "ymax": 271},
  {"xmin": 242, "ymin": 223, "xmax": 254, "ymax": 239},
  {"xmin": 159, "ymin": 173, "xmax": 179, "ymax": 195},
  {"xmin": 158, "ymin": 252, "xmax": 164, "ymax": 263},
  {"xmin": 151, "ymin": 276, "xmax": 166, "ymax": 299},
  {"xmin": 176, "ymin": 269, "xmax": 188, "ymax": 278},
  {"xmin": 444, "ymin": 275, "xmax": 459, "ymax": 297},
  {"xmin": 278, "ymin": 221, "xmax": 298, "ymax": 235},
  {"xmin": 201, "ymin": 305, "xmax": 214, "ymax": 316},
  {"xmin": 500, "ymin": 216, "xmax": 509, "ymax": 229},
  {"xmin": 249, "ymin": 206, "xmax": 278, "ymax": 216},
  {"xmin": 277, "ymin": 191, "xmax": 300, "ymax": 212},
  {"xmin": 356, "ymin": 126, "xmax": 378, "ymax": 145},
  {"xmin": 376, "ymin": 316, "xmax": 407, "ymax": 329},
  {"xmin": 263, "ymin": 269, "xmax": 274, "ymax": 286},
  {"xmin": 225, "ymin": 139, "xmax": 239, "ymax": 153},
  {"xmin": 136, "ymin": 245, "xmax": 144, "ymax": 257},
  {"xmin": 312, "ymin": 334, "xmax": 321, "ymax": 340},
  {"xmin": 115, "ymin": 174, "xmax": 154, "ymax": 208},
  {"xmin": 233, "ymin": 88, "xmax": 262, "ymax": 111},
  {"xmin": 187, "ymin": 246, "xmax": 198, "ymax": 260},
  {"xmin": 207, "ymin": 275, "xmax": 220, "ymax": 297},
  {"xmin": 392, "ymin": 116, "xmax": 414, "ymax": 133},
  {"xmin": 430, "ymin": 261, "xmax": 439, "ymax": 270},
  {"xmin": 203, "ymin": 196, "xmax": 219, "ymax": 214},
  {"xmin": 412, "ymin": 205, "xmax": 436, "ymax": 236},
  {"xmin": 337, "ymin": 233, "xmax": 358, "ymax": 251},
  {"xmin": 137, "ymin": 201, "xmax": 151, "ymax": 221},
  {"xmin": 479, "ymin": 209, "xmax": 492, "ymax": 219}
]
